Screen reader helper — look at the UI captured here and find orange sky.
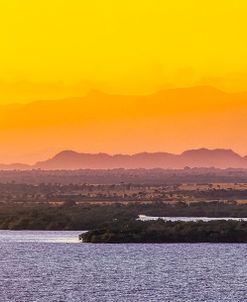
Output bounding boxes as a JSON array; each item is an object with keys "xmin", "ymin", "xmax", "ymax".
[
  {"xmin": 0, "ymin": 1, "xmax": 247, "ymax": 163},
  {"xmin": 1, "ymin": 87, "xmax": 247, "ymax": 164}
]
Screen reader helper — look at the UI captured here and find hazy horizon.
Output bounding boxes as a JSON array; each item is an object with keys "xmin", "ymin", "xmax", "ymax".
[
  {"xmin": 1, "ymin": 1, "xmax": 247, "ymax": 164},
  {"xmin": 1, "ymin": 147, "xmax": 247, "ymax": 171},
  {"xmin": 1, "ymin": 85, "xmax": 247, "ymax": 163}
]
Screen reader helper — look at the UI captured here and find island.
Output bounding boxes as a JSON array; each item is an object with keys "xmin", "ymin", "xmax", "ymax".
[{"xmin": 80, "ymin": 219, "xmax": 247, "ymax": 243}]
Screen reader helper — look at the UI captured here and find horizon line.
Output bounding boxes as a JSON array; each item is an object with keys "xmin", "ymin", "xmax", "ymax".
[{"xmin": 0, "ymin": 147, "xmax": 246, "ymax": 167}]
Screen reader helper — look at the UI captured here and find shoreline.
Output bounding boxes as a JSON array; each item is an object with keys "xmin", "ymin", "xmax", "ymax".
[{"xmin": 80, "ymin": 220, "xmax": 247, "ymax": 244}]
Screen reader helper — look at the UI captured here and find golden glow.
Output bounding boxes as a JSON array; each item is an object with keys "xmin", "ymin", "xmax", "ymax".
[
  {"xmin": 1, "ymin": 87, "xmax": 247, "ymax": 163},
  {"xmin": 0, "ymin": 1, "xmax": 247, "ymax": 162},
  {"xmin": 0, "ymin": 0, "xmax": 247, "ymax": 103}
]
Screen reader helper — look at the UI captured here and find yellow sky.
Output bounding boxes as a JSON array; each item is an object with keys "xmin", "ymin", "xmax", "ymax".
[
  {"xmin": 0, "ymin": 0, "xmax": 247, "ymax": 103},
  {"xmin": 1, "ymin": 0, "xmax": 247, "ymax": 163}
]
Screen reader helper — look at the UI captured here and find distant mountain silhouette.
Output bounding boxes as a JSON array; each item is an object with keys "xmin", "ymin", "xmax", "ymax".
[
  {"xmin": 2, "ymin": 85, "xmax": 247, "ymax": 164},
  {"xmin": 32, "ymin": 148, "xmax": 247, "ymax": 170},
  {"xmin": 180, "ymin": 148, "xmax": 243, "ymax": 168}
]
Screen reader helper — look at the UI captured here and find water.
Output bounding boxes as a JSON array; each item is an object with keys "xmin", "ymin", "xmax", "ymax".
[
  {"xmin": 0, "ymin": 231, "xmax": 247, "ymax": 301},
  {"xmin": 0, "ymin": 230, "xmax": 81, "ymax": 243},
  {"xmin": 138, "ymin": 214, "xmax": 247, "ymax": 222}
]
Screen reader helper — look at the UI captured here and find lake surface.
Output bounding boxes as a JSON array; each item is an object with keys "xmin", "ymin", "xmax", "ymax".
[
  {"xmin": 138, "ymin": 214, "xmax": 247, "ymax": 222},
  {"xmin": 0, "ymin": 231, "xmax": 247, "ymax": 301}
]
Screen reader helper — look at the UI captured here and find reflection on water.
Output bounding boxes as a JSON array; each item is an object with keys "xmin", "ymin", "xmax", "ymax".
[
  {"xmin": 0, "ymin": 230, "xmax": 82, "ymax": 243},
  {"xmin": 0, "ymin": 231, "xmax": 247, "ymax": 301},
  {"xmin": 138, "ymin": 214, "xmax": 247, "ymax": 222}
]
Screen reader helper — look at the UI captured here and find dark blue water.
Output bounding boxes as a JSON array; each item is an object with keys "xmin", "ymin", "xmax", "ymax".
[{"xmin": 0, "ymin": 231, "xmax": 247, "ymax": 301}]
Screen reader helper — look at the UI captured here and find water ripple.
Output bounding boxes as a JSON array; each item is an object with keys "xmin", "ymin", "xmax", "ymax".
[{"xmin": 0, "ymin": 232, "xmax": 247, "ymax": 301}]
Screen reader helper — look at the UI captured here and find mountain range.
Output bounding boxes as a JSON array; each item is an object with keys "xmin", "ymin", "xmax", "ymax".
[
  {"xmin": 1, "ymin": 148, "xmax": 247, "ymax": 170},
  {"xmin": 1, "ymin": 85, "xmax": 247, "ymax": 164}
]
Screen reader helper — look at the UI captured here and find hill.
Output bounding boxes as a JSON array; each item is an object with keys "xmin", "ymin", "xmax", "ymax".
[
  {"xmin": 1, "ymin": 86, "xmax": 247, "ymax": 163},
  {"xmin": 33, "ymin": 148, "xmax": 247, "ymax": 170}
]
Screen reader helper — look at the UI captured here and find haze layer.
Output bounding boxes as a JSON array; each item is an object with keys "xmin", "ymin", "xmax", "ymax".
[
  {"xmin": 0, "ymin": 87, "xmax": 247, "ymax": 163},
  {"xmin": 1, "ymin": 1, "xmax": 247, "ymax": 163}
]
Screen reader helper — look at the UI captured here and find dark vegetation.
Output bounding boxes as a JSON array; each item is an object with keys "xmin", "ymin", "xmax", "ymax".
[
  {"xmin": 80, "ymin": 220, "xmax": 247, "ymax": 243},
  {"xmin": 0, "ymin": 203, "xmax": 134, "ymax": 230},
  {"xmin": 2, "ymin": 201, "xmax": 247, "ymax": 230}
]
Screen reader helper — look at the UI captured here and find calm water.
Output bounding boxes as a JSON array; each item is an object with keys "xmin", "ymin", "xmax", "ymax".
[
  {"xmin": 0, "ymin": 231, "xmax": 247, "ymax": 301},
  {"xmin": 138, "ymin": 215, "xmax": 247, "ymax": 222}
]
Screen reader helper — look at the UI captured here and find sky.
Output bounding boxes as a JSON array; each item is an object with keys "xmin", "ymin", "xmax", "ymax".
[
  {"xmin": 0, "ymin": 0, "xmax": 247, "ymax": 163},
  {"xmin": 1, "ymin": 0, "xmax": 247, "ymax": 102}
]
